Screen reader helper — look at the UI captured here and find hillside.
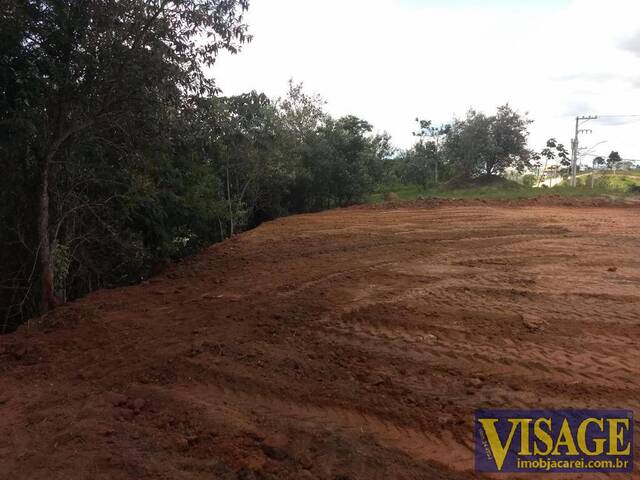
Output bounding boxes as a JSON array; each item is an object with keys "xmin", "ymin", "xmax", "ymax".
[{"xmin": 1, "ymin": 200, "xmax": 640, "ymax": 480}]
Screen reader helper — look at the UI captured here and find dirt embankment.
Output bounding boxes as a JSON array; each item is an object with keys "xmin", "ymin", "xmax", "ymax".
[{"xmin": 1, "ymin": 201, "xmax": 640, "ymax": 479}]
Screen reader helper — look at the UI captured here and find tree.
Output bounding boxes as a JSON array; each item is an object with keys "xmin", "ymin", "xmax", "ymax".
[
  {"xmin": 531, "ymin": 138, "xmax": 571, "ymax": 186},
  {"xmin": 403, "ymin": 141, "xmax": 438, "ymax": 189},
  {"xmin": 277, "ymin": 79, "xmax": 328, "ymax": 141},
  {"xmin": 487, "ymin": 105, "xmax": 532, "ymax": 177},
  {"xmin": 408, "ymin": 119, "xmax": 449, "ymax": 186},
  {"xmin": 444, "ymin": 110, "xmax": 490, "ymax": 178},
  {"xmin": 593, "ymin": 156, "xmax": 606, "ymax": 169},
  {"xmin": 190, "ymin": 92, "xmax": 286, "ymax": 236},
  {"xmin": 299, "ymin": 115, "xmax": 385, "ymax": 209},
  {"xmin": 607, "ymin": 151, "xmax": 622, "ymax": 170},
  {"xmin": 541, "ymin": 138, "xmax": 571, "ymax": 171},
  {"xmin": 1, "ymin": 0, "xmax": 251, "ymax": 313},
  {"xmin": 369, "ymin": 131, "xmax": 396, "ymax": 187},
  {"xmin": 444, "ymin": 105, "xmax": 532, "ymax": 179}
]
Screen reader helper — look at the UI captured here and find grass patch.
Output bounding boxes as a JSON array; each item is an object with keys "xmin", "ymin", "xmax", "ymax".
[
  {"xmin": 369, "ymin": 174, "xmax": 639, "ymax": 204},
  {"xmin": 369, "ymin": 185, "xmax": 426, "ymax": 203},
  {"xmin": 600, "ymin": 173, "xmax": 640, "ymax": 189}
]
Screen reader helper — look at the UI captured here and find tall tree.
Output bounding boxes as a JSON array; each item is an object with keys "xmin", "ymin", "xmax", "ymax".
[
  {"xmin": 445, "ymin": 105, "xmax": 532, "ymax": 179},
  {"xmin": 540, "ymin": 138, "xmax": 571, "ymax": 172},
  {"xmin": 409, "ymin": 118, "xmax": 449, "ymax": 186},
  {"xmin": 593, "ymin": 156, "xmax": 606, "ymax": 169},
  {"xmin": 489, "ymin": 104, "xmax": 532, "ymax": 177},
  {"xmin": 607, "ymin": 151, "xmax": 622, "ymax": 170},
  {"xmin": 277, "ymin": 79, "xmax": 328, "ymax": 141},
  {"xmin": 1, "ymin": 0, "xmax": 250, "ymax": 313}
]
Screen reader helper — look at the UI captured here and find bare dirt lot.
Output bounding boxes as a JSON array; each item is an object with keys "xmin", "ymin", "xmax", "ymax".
[{"xmin": 1, "ymin": 200, "xmax": 639, "ymax": 479}]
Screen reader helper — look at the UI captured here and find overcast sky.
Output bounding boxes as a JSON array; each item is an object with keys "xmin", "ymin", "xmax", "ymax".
[{"xmin": 212, "ymin": 0, "xmax": 640, "ymax": 163}]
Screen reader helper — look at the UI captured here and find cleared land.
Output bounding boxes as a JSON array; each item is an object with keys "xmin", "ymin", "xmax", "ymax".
[{"xmin": 1, "ymin": 199, "xmax": 640, "ymax": 479}]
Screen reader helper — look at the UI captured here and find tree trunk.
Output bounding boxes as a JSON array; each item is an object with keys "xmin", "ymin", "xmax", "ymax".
[
  {"xmin": 225, "ymin": 161, "xmax": 234, "ymax": 236},
  {"xmin": 434, "ymin": 157, "xmax": 438, "ymax": 184},
  {"xmin": 38, "ymin": 156, "xmax": 56, "ymax": 314}
]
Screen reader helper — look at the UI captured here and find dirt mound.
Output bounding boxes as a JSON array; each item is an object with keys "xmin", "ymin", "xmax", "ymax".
[
  {"xmin": 384, "ymin": 191, "xmax": 399, "ymax": 201},
  {"xmin": 2, "ymin": 204, "xmax": 640, "ymax": 479}
]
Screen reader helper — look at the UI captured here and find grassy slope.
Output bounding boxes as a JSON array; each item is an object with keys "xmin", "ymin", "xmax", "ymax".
[
  {"xmin": 599, "ymin": 172, "xmax": 640, "ymax": 190},
  {"xmin": 369, "ymin": 172, "xmax": 640, "ymax": 203}
]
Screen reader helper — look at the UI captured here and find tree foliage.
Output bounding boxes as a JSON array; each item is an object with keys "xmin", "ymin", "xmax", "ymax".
[
  {"xmin": 1, "ymin": 0, "xmax": 252, "ymax": 317},
  {"xmin": 444, "ymin": 105, "xmax": 532, "ymax": 178},
  {"xmin": 607, "ymin": 151, "xmax": 622, "ymax": 169},
  {"xmin": 0, "ymin": 2, "xmax": 587, "ymax": 331},
  {"xmin": 395, "ymin": 106, "xmax": 533, "ymax": 186},
  {"xmin": 1, "ymin": 65, "xmax": 389, "ymax": 330},
  {"xmin": 593, "ymin": 156, "xmax": 606, "ymax": 168},
  {"xmin": 399, "ymin": 119, "xmax": 449, "ymax": 188}
]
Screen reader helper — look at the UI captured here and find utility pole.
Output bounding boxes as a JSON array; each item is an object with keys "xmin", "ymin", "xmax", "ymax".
[
  {"xmin": 571, "ymin": 115, "xmax": 597, "ymax": 186},
  {"xmin": 571, "ymin": 117, "xmax": 579, "ymax": 187}
]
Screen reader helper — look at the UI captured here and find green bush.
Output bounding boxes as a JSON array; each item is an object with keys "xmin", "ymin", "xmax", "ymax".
[
  {"xmin": 522, "ymin": 174, "xmax": 537, "ymax": 188},
  {"xmin": 592, "ymin": 176, "xmax": 612, "ymax": 189}
]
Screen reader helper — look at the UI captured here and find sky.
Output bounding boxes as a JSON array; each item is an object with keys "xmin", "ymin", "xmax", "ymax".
[{"xmin": 212, "ymin": 0, "xmax": 640, "ymax": 164}]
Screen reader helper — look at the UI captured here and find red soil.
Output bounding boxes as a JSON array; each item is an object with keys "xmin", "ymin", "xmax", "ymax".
[{"xmin": 1, "ymin": 200, "xmax": 639, "ymax": 479}]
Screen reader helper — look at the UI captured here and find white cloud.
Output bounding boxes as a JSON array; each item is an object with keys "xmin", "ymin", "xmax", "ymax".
[
  {"xmin": 620, "ymin": 29, "xmax": 640, "ymax": 57},
  {"xmin": 212, "ymin": 0, "xmax": 640, "ymax": 160}
]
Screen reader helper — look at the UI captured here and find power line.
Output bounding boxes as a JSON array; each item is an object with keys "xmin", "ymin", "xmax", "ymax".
[
  {"xmin": 594, "ymin": 116, "xmax": 640, "ymax": 126},
  {"xmin": 563, "ymin": 114, "xmax": 640, "ymax": 118},
  {"xmin": 592, "ymin": 114, "xmax": 640, "ymax": 118}
]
